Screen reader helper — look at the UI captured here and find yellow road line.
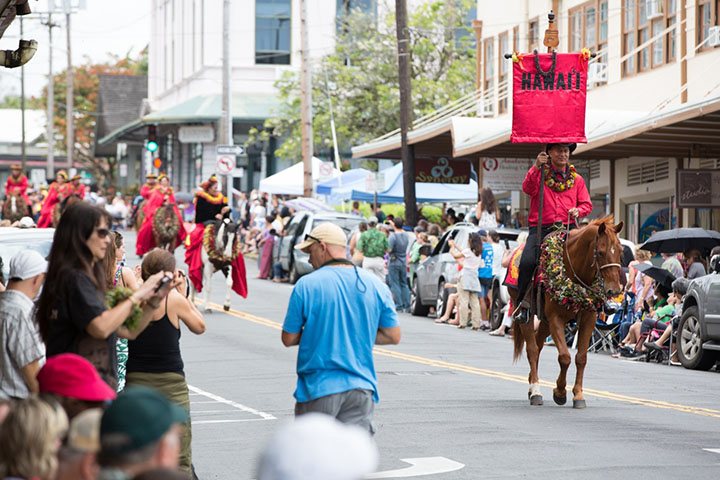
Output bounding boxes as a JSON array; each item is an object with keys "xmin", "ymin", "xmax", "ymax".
[{"xmin": 207, "ymin": 302, "xmax": 720, "ymax": 419}]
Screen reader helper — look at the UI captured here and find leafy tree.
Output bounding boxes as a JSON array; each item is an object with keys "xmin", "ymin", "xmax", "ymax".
[
  {"xmin": 250, "ymin": 0, "xmax": 476, "ymax": 167},
  {"xmin": 37, "ymin": 47, "xmax": 148, "ymax": 186}
]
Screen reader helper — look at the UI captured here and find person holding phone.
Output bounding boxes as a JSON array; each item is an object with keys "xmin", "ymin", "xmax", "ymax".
[
  {"xmin": 36, "ymin": 203, "xmax": 178, "ymax": 391},
  {"xmin": 126, "ymin": 248, "xmax": 206, "ymax": 476}
]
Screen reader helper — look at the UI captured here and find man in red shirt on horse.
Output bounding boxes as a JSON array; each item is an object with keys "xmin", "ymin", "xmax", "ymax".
[
  {"xmin": 513, "ymin": 143, "xmax": 593, "ymax": 323},
  {"xmin": 140, "ymin": 173, "xmax": 158, "ymax": 200}
]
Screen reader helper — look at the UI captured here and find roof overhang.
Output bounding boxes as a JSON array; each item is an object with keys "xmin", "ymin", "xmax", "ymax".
[{"xmin": 352, "ymin": 94, "xmax": 720, "ymax": 162}]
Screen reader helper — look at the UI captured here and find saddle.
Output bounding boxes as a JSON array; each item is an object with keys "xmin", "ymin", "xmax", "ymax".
[{"xmin": 504, "ymin": 242, "xmax": 545, "ymax": 323}]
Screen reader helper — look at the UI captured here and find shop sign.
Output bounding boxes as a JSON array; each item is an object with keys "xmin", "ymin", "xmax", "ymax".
[
  {"xmin": 676, "ymin": 169, "xmax": 720, "ymax": 207},
  {"xmin": 179, "ymin": 126, "xmax": 215, "ymax": 144},
  {"xmin": 480, "ymin": 157, "xmax": 532, "ymax": 191},
  {"xmin": 415, "ymin": 157, "xmax": 471, "ymax": 184}
]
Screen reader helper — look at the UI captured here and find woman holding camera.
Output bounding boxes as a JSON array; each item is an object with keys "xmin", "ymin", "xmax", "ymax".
[
  {"xmin": 126, "ymin": 248, "xmax": 206, "ymax": 476},
  {"xmin": 37, "ymin": 203, "xmax": 176, "ymax": 391}
]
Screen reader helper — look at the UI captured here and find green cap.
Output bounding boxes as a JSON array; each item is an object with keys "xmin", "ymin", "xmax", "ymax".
[{"xmin": 100, "ymin": 386, "xmax": 187, "ymax": 455}]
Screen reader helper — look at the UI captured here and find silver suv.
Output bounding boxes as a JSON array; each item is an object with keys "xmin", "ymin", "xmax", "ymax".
[{"xmin": 678, "ymin": 268, "xmax": 720, "ymax": 370}]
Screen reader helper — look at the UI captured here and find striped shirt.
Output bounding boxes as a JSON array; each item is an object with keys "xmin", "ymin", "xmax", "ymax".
[{"xmin": 0, "ymin": 290, "xmax": 45, "ymax": 399}]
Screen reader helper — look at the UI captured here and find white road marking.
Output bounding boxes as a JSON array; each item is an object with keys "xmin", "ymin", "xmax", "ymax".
[
  {"xmin": 365, "ymin": 457, "xmax": 465, "ymax": 478},
  {"xmin": 191, "ymin": 409, "xmax": 251, "ymax": 414},
  {"xmin": 188, "ymin": 384, "xmax": 276, "ymax": 420},
  {"xmin": 703, "ymin": 448, "xmax": 720, "ymax": 454},
  {"xmin": 193, "ymin": 418, "xmax": 270, "ymax": 425}
]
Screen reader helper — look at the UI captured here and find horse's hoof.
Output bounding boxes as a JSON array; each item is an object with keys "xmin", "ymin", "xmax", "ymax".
[
  {"xmin": 530, "ymin": 395, "xmax": 544, "ymax": 406},
  {"xmin": 223, "ymin": 304, "xmax": 230, "ymax": 312},
  {"xmin": 573, "ymin": 399, "xmax": 587, "ymax": 409},
  {"xmin": 553, "ymin": 392, "xmax": 567, "ymax": 406}
]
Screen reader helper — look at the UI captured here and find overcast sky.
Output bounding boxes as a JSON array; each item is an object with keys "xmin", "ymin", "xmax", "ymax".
[{"xmin": 1, "ymin": 0, "xmax": 150, "ymax": 99}]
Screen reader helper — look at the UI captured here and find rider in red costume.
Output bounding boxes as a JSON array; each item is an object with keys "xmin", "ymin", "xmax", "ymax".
[
  {"xmin": 140, "ymin": 173, "xmax": 158, "ymax": 200},
  {"xmin": 135, "ymin": 174, "xmax": 186, "ymax": 257},
  {"xmin": 5, "ymin": 164, "xmax": 31, "ymax": 205},
  {"xmin": 69, "ymin": 175, "xmax": 86, "ymax": 199},
  {"xmin": 37, "ymin": 171, "xmax": 69, "ymax": 228}
]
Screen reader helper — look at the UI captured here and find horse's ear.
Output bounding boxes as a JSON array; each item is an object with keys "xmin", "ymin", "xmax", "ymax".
[
  {"xmin": 597, "ymin": 222, "xmax": 606, "ymax": 235},
  {"xmin": 614, "ymin": 221, "xmax": 624, "ymax": 234}
]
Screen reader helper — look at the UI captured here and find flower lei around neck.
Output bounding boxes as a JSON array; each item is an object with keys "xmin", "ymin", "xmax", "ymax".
[
  {"xmin": 196, "ymin": 190, "xmax": 225, "ymax": 205},
  {"xmin": 203, "ymin": 223, "xmax": 242, "ymax": 264},
  {"xmin": 539, "ymin": 231, "xmax": 605, "ymax": 314},
  {"xmin": 544, "ymin": 164, "xmax": 577, "ymax": 193}
]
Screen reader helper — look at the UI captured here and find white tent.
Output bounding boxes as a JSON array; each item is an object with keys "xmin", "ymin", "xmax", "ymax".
[{"xmin": 258, "ymin": 157, "xmax": 339, "ymax": 195}]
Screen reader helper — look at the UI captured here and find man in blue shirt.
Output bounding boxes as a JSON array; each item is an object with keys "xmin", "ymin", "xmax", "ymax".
[{"xmin": 282, "ymin": 222, "xmax": 401, "ymax": 434}]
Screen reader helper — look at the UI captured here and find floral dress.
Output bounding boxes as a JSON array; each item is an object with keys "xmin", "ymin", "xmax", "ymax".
[{"xmin": 114, "ymin": 265, "xmax": 129, "ymax": 392}]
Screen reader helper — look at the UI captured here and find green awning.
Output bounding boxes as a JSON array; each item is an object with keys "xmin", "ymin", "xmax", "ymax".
[{"xmin": 98, "ymin": 93, "xmax": 279, "ymax": 146}]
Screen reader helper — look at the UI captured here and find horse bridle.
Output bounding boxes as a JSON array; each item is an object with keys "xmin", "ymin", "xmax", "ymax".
[{"xmin": 564, "ymin": 215, "xmax": 622, "ymax": 293}]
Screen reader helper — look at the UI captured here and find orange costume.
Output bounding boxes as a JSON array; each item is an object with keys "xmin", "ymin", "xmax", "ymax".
[{"xmin": 135, "ymin": 181, "xmax": 187, "ymax": 256}]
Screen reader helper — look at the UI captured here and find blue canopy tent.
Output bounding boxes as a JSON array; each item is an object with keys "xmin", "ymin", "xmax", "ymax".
[
  {"xmin": 350, "ymin": 163, "xmax": 478, "ymax": 203},
  {"xmin": 316, "ymin": 168, "xmax": 373, "ymax": 195}
]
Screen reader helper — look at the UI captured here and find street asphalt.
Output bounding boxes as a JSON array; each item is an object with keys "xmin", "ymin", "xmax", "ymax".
[{"xmin": 124, "ymin": 230, "xmax": 720, "ymax": 479}]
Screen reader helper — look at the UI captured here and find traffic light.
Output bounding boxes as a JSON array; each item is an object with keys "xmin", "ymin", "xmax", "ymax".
[
  {"xmin": 146, "ymin": 125, "xmax": 159, "ymax": 153},
  {"xmin": 153, "ymin": 157, "xmax": 162, "ymax": 169}
]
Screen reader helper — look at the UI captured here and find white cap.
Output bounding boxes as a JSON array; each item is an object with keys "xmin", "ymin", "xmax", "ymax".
[
  {"xmin": 9, "ymin": 250, "xmax": 48, "ymax": 281},
  {"xmin": 18, "ymin": 216, "xmax": 35, "ymax": 228},
  {"xmin": 257, "ymin": 414, "xmax": 379, "ymax": 480}
]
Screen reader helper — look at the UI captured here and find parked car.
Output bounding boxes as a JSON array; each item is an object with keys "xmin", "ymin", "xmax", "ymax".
[
  {"xmin": 677, "ymin": 265, "xmax": 720, "ymax": 370},
  {"xmin": 0, "ymin": 227, "xmax": 55, "ymax": 282},
  {"xmin": 277, "ymin": 211, "xmax": 364, "ymax": 284},
  {"xmin": 411, "ymin": 222, "xmax": 503, "ymax": 318}
]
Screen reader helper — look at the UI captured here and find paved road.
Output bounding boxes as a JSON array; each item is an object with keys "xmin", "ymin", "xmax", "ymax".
[{"xmin": 125, "ymin": 231, "xmax": 720, "ymax": 479}]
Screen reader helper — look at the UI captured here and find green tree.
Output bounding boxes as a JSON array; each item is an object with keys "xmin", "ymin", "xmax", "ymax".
[
  {"xmin": 37, "ymin": 47, "xmax": 148, "ymax": 186},
  {"xmin": 251, "ymin": 0, "xmax": 476, "ymax": 166}
]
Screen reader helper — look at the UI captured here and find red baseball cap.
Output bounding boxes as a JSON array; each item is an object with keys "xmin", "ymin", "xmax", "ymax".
[{"xmin": 38, "ymin": 353, "xmax": 117, "ymax": 402}]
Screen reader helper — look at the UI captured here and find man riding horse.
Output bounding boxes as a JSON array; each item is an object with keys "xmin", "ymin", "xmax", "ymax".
[
  {"xmin": 4, "ymin": 164, "xmax": 31, "ymax": 219},
  {"xmin": 135, "ymin": 174, "xmax": 186, "ymax": 256},
  {"xmin": 513, "ymin": 143, "xmax": 593, "ymax": 323}
]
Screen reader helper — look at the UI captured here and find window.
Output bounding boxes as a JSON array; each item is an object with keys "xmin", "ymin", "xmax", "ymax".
[
  {"xmin": 697, "ymin": 0, "xmax": 720, "ymax": 50},
  {"xmin": 569, "ymin": 1, "xmax": 609, "ymax": 54},
  {"xmin": 256, "ymin": 0, "xmax": 291, "ymax": 65},
  {"xmin": 498, "ymin": 32, "xmax": 509, "ymax": 114},
  {"xmin": 623, "ymin": 0, "xmax": 678, "ymax": 76},
  {"xmin": 528, "ymin": 17, "xmax": 539, "ymax": 52},
  {"xmin": 483, "ymin": 37, "xmax": 495, "ymax": 94}
]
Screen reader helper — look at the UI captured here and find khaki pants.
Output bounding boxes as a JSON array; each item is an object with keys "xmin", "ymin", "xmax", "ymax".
[
  {"xmin": 362, "ymin": 256, "xmax": 386, "ymax": 282},
  {"xmin": 126, "ymin": 371, "xmax": 192, "ymax": 474},
  {"xmin": 457, "ymin": 284, "xmax": 481, "ymax": 328}
]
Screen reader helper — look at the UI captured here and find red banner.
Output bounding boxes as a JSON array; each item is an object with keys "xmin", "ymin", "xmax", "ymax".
[
  {"xmin": 415, "ymin": 157, "xmax": 471, "ymax": 184},
  {"xmin": 511, "ymin": 52, "xmax": 589, "ymax": 144}
]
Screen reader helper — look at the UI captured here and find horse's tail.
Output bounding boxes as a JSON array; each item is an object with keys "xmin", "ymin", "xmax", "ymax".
[{"xmin": 512, "ymin": 321, "xmax": 524, "ymax": 363}]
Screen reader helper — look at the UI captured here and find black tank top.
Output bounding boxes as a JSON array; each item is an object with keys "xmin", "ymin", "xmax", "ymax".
[{"xmin": 127, "ymin": 298, "xmax": 184, "ymax": 375}]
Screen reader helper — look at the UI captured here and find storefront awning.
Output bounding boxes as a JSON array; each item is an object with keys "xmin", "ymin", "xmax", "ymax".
[
  {"xmin": 352, "ymin": 93, "xmax": 720, "ymax": 161},
  {"xmin": 97, "ymin": 93, "xmax": 279, "ymax": 147}
]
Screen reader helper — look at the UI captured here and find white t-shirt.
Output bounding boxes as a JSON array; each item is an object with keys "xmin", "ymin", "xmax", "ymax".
[
  {"xmin": 461, "ymin": 248, "xmax": 483, "ymax": 270},
  {"xmin": 491, "ymin": 242, "xmax": 505, "ymax": 276}
]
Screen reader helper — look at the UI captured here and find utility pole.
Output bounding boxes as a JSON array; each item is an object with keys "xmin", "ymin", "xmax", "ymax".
[
  {"xmin": 472, "ymin": 20, "xmax": 483, "ymax": 92},
  {"xmin": 66, "ymin": 12, "xmax": 73, "ymax": 169},
  {"xmin": 395, "ymin": 0, "xmax": 417, "ymax": 226},
  {"xmin": 44, "ymin": 14, "xmax": 58, "ymax": 179},
  {"xmin": 221, "ymin": 0, "xmax": 233, "ymax": 201},
  {"xmin": 300, "ymin": 0, "xmax": 313, "ymax": 198},
  {"xmin": 20, "ymin": 17, "xmax": 26, "ymax": 170}
]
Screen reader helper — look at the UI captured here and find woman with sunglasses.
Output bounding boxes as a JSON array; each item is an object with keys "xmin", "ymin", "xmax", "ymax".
[{"xmin": 36, "ymin": 202, "xmax": 178, "ymax": 390}]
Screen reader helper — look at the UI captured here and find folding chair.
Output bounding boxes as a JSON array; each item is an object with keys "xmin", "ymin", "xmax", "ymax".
[{"xmin": 588, "ymin": 301, "xmax": 622, "ymax": 353}]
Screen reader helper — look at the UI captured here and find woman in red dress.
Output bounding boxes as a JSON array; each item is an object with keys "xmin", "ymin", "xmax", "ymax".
[
  {"xmin": 37, "ymin": 171, "xmax": 68, "ymax": 228},
  {"xmin": 135, "ymin": 174, "xmax": 186, "ymax": 257}
]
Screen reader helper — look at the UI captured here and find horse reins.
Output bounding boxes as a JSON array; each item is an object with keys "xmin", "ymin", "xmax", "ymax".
[{"xmin": 563, "ymin": 213, "xmax": 622, "ymax": 293}]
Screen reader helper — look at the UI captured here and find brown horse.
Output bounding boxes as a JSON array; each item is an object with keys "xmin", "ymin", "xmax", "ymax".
[
  {"xmin": 152, "ymin": 203, "xmax": 180, "ymax": 252},
  {"xmin": 133, "ymin": 200, "xmax": 146, "ymax": 231},
  {"xmin": 2, "ymin": 191, "xmax": 28, "ymax": 223},
  {"xmin": 512, "ymin": 216, "xmax": 624, "ymax": 409}
]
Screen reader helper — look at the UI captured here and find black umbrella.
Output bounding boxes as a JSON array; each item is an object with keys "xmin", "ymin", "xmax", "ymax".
[
  {"xmin": 634, "ymin": 262, "xmax": 676, "ymax": 289},
  {"xmin": 638, "ymin": 228, "xmax": 720, "ymax": 254}
]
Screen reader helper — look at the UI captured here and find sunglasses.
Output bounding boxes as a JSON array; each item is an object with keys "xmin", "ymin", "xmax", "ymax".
[
  {"xmin": 305, "ymin": 233, "xmax": 322, "ymax": 244},
  {"xmin": 95, "ymin": 228, "xmax": 111, "ymax": 239}
]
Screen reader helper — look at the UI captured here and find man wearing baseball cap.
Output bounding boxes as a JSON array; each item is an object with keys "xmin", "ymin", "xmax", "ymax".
[
  {"xmin": 38, "ymin": 353, "xmax": 117, "ymax": 420},
  {"xmin": 282, "ymin": 222, "xmax": 401, "ymax": 434},
  {"xmin": 0, "ymin": 250, "xmax": 47, "ymax": 399},
  {"xmin": 56, "ymin": 408, "xmax": 103, "ymax": 480},
  {"xmin": 97, "ymin": 386, "xmax": 187, "ymax": 479}
]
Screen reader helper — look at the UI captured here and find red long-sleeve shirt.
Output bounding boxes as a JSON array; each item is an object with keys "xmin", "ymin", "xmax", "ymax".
[{"xmin": 522, "ymin": 165, "xmax": 593, "ymax": 227}]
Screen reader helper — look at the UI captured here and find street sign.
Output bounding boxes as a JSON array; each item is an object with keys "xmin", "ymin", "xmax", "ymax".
[
  {"xmin": 179, "ymin": 126, "xmax": 215, "ymax": 144},
  {"xmin": 216, "ymin": 144, "xmax": 245, "ymax": 156},
  {"xmin": 216, "ymin": 155, "xmax": 236, "ymax": 175},
  {"xmin": 318, "ymin": 161, "xmax": 334, "ymax": 181}
]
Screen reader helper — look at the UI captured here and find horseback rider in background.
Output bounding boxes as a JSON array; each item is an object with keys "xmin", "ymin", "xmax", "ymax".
[
  {"xmin": 513, "ymin": 143, "xmax": 593, "ymax": 323},
  {"xmin": 4, "ymin": 163, "xmax": 31, "ymax": 217}
]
